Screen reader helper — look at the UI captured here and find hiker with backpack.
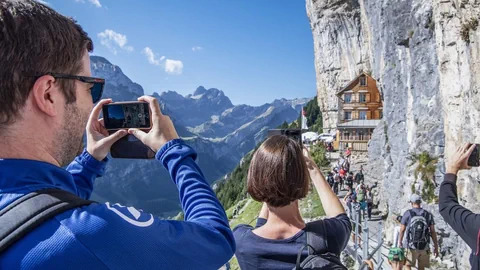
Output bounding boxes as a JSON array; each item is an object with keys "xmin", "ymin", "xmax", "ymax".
[
  {"xmin": 339, "ymin": 167, "xmax": 346, "ymax": 190},
  {"xmin": 343, "ymin": 186, "xmax": 354, "ymax": 218},
  {"xmin": 366, "ymin": 186, "xmax": 374, "ymax": 220},
  {"xmin": 327, "ymin": 172, "xmax": 335, "ymax": 188},
  {"xmin": 233, "ymin": 136, "xmax": 351, "ymax": 270},
  {"xmin": 389, "ymin": 215, "xmax": 406, "ymax": 270},
  {"xmin": 398, "ymin": 194, "xmax": 439, "ymax": 270},
  {"xmin": 355, "ymin": 182, "xmax": 367, "ymax": 218},
  {"xmin": 333, "ymin": 171, "xmax": 341, "ymax": 195},
  {"xmin": 343, "ymin": 160, "xmax": 350, "ymax": 173},
  {"xmin": 354, "ymin": 168, "xmax": 364, "ymax": 185},
  {"xmin": 345, "ymin": 172, "xmax": 354, "ymax": 191}
]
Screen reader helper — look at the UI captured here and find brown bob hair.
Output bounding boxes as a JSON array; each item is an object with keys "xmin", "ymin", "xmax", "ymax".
[{"xmin": 247, "ymin": 135, "xmax": 310, "ymax": 207}]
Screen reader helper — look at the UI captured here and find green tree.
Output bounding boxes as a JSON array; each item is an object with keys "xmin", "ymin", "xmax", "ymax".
[
  {"xmin": 297, "ymin": 96, "xmax": 323, "ymax": 133},
  {"xmin": 310, "ymin": 144, "xmax": 330, "ymax": 168},
  {"xmin": 279, "ymin": 121, "xmax": 289, "ymax": 129}
]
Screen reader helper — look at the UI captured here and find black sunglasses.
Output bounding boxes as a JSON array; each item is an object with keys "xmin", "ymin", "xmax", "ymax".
[{"xmin": 38, "ymin": 72, "xmax": 105, "ymax": 103}]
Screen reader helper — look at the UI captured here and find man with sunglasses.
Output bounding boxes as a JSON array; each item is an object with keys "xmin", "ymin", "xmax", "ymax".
[{"xmin": 0, "ymin": 1, "xmax": 235, "ymax": 269}]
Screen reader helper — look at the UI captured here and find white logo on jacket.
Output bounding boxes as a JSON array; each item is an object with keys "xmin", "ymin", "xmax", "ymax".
[{"xmin": 105, "ymin": 202, "xmax": 154, "ymax": 227}]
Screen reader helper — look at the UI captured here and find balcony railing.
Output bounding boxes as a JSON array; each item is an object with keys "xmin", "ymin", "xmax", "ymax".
[
  {"xmin": 339, "ymin": 142, "xmax": 369, "ymax": 152},
  {"xmin": 343, "ymin": 98, "xmax": 367, "ymax": 104},
  {"xmin": 339, "ymin": 118, "xmax": 368, "ymax": 123},
  {"xmin": 339, "ymin": 134, "xmax": 372, "ymax": 141}
]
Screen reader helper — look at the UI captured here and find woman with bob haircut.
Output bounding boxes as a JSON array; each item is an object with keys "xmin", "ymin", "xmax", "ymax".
[{"xmin": 233, "ymin": 135, "xmax": 352, "ymax": 270}]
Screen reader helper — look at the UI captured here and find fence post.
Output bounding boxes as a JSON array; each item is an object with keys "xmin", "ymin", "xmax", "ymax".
[
  {"xmin": 363, "ymin": 216, "xmax": 369, "ymax": 261},
  {"xmin": 363, "ymin": 227, "xmax": 369, "ymax": 261},
  {"xmin": 354, "ymin": 208, "xmax": 358, "ymax": 262},
  {"xmin": 377, "ymin": 221, "xmax": 383, "ymax": 266}
]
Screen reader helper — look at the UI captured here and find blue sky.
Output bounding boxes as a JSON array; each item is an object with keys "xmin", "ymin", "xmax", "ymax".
[{"xmin": 41, "ymin": 0, "xmax": 317, "ymax": 106}]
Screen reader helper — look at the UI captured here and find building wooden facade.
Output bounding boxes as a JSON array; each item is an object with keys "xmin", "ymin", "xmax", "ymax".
[{"xmin": 335, "ymin": 73, "xmax": 383, "ymax": 152}]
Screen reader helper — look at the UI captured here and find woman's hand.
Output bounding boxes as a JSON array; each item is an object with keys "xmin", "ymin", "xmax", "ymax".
[{"xmin": 302, "ymin": 147, "xmax": 321, "ymax": 176}]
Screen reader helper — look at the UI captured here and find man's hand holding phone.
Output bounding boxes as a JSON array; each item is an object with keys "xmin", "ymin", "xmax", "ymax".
[
  {"xmin": 446, "ymin": 143, "xmax": 477, "ymax": 175},
  {"xmin": 127, "ymin": 96, "xmax": 179, "ymax": 152},
  {"xmin": 86, "ymin": 99, "xmax": 128, "ymax": 161}
]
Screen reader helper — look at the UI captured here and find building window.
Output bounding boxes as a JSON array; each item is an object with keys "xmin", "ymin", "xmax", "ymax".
[
  {"xmin": 344, "ymin": 94, "xmax": 352, "ymax": 103},
  {"xmin": 359, "ymin": 111, "xmax": 367, "ymax": 120},
  {"xmin": 344, "ymin": 111, "xmax": 352, "ymax": 120},
  {"xmin": 360, "ymin": 76, "xmax": 367, "ymax": 86},
  {"xmin": 359, "ymin": 93, "xmax": 367, "ymax": 103}
]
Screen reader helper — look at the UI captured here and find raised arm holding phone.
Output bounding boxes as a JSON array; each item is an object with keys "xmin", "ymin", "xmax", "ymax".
[{"xmin": 439, "ymin": 143, "xmax": 480, "ymax": 270}]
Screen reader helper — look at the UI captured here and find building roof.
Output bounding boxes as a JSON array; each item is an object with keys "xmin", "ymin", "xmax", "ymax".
[
  {"xmin": 336, "ymin": 72, "xmax": 375, "ymax": 96},
  {"xmin": 337, "ymin": 119, "xmax": 381, "ymax": 129}
]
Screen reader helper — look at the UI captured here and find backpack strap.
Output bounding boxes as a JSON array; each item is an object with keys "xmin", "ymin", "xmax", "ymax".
[
  {"xmin": 408, "ymin": 209, "xmax": 416, "ymax": 218},
  {"xmin": 305, "ymin": 220, "xmax": 328, "ymax": 255},
  {"xmin": 0, "ymin": 188, "xmax": 95, "ymax": 254},
  {"xmin": 295, "ymin": 244, "xmax": 316, "ymax": 270}
]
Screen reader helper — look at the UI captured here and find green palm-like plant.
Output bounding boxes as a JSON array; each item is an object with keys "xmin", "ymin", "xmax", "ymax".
[
  {"xmin": 409, "ymin": 152, "xmax": 438, "ymax": 184},
  {"xmin": 408, "ymin": 152, "xmax": 439, "ymax": 203}
]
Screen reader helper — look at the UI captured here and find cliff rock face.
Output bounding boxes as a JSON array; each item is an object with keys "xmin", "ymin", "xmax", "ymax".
[{"xmin": 307, "ymin": 0, "xmax": 480, "ymax": 268}]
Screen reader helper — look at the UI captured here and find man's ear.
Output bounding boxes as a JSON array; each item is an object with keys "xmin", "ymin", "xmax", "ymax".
[{"xmin": 31, "ymin": 75, "xmax": 62, "ymax": 117}]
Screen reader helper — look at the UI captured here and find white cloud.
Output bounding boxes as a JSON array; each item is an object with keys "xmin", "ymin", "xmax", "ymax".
[
  {"xmin": 165, "ymin": 59, "xmax": 183, "ymax": 75},
  {"xmin": 142, "ymin": 47, "xmax": 165, "ymax": 66},
  {"xmin": 75, "ymin": 0, "xmax": 102, "ymax": 8},
  {"xmin": 89, "ymin": 0, "xmax": 101, "ymax": 7},
  {"xmin": 192, "ymin": 46, "xmax": 203, "ymax": 52},
  {"xmin": 97, "ymin": 30, "xmax": 133, "ymax": 55},
  {"xmin": 142, "ymin": 47, "xmax": 183, "ymax": 75},
  {"xmin": 36, "ymin": 0, "xmax": 51, "ymax": 5}
]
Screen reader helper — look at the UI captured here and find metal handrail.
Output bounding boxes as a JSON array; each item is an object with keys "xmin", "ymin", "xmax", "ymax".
[
  {"xmin": 358, "ymin": 240, "xmax": 385, "ymax": 270},
  {"xmin": 348, "ymin": 207, "xmax": 385, "ymax": 269}
]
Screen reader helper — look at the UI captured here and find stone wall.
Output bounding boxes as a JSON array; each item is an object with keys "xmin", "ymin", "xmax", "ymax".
[{"xmin": 307, "ymin": 0, "xmax": 480, "ymax": 268}]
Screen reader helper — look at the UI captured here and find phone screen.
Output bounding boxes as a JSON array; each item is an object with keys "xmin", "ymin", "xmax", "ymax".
[
  {"xmin": 103, "ymin": 102, "xmax": 151, "ymax": 130},
  {"xmin": 468, "ymin": 144, "xmax": 480, "ymax": 167}
]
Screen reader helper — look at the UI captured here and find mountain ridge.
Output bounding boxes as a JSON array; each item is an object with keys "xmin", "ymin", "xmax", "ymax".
[{"xmin": 89, "ymin": 55, "xmax": 311, "ymax": 217}]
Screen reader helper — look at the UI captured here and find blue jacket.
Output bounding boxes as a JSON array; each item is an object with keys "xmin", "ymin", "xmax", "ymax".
[{"xmin": 0, "ymin": 139, "xmax": 235, "ymax": 270}]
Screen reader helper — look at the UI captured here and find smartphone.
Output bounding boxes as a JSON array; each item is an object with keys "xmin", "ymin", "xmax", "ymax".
[
  {"xmin": 102, "ymin": 102, "xmax": 152, "ymax": 130},
  {"xmin": 468, "ymin": 144, "xmax": 480, "ymax": 167},
  {"xmin": 110, "ymin": 133, "xmax": 156, "ymax": 159},
  {"xmin": 267, "ymin": 129, "xmax": 303, "ymax": 145}
]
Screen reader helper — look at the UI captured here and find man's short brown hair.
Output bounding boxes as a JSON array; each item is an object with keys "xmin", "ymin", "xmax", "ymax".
[
  {"xmin": 247, "ymin": 135, "xmax": 310, "ymax": 207},
  {"xmin": 0, "ymin": 0, "xmax": 93, "ymax": 126}
]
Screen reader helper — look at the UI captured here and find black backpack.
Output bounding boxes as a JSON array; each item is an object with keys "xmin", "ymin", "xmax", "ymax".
[
  {"xmin": 327, "ymin": 175, "xmax": 334, "ymax": 185},
  {"xmin": 345, "ymin": 176, "xmax": 353, "ymax": 187},
  {"xmin": 406, "ymin": 209, "xmax": 431, "ymax": 250},
  {"xmin": 294, "ymin": 221, "xmax": 347, "ymax": 270},
  {"xmin": 0, "ymin": 188, "xmax": 94, "ymax": 253}
]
